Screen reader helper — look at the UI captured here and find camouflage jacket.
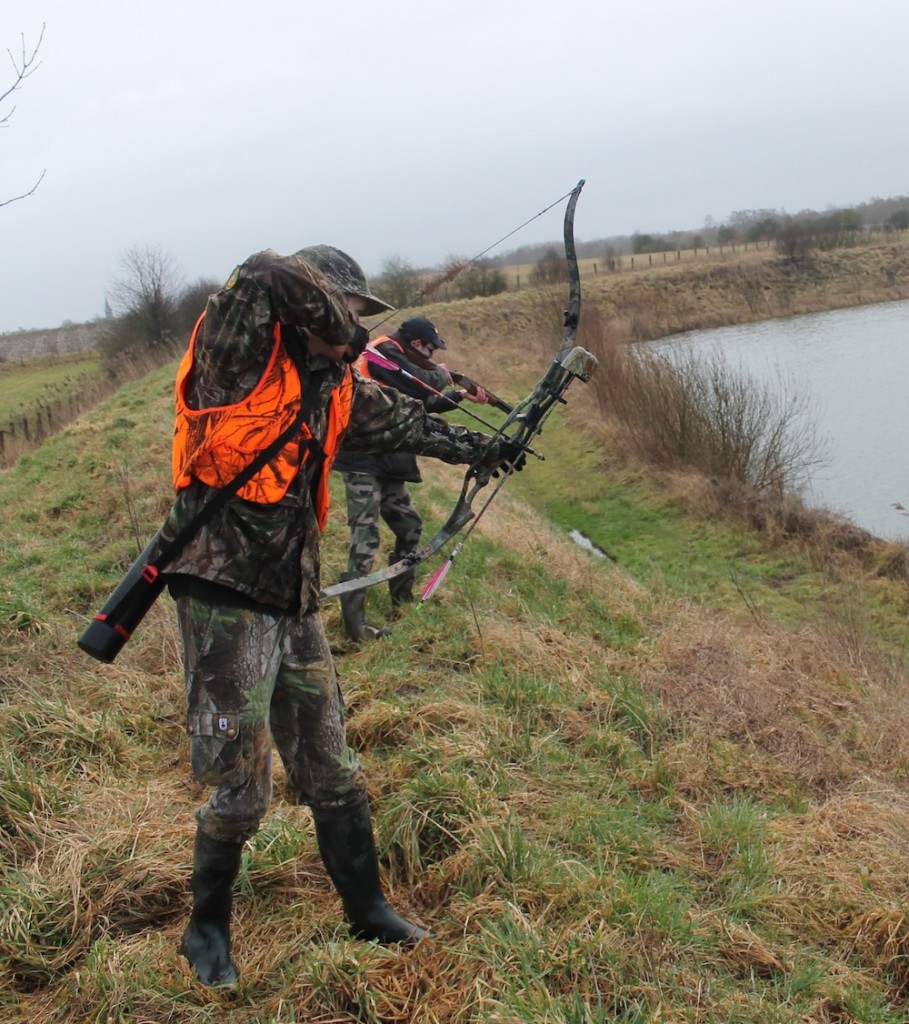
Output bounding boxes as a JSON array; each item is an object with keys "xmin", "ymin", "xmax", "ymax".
[
  {"xmin": 155, "ymin": 250, "xmax": 491, "ymax": 613},
  {"xmin": 333, "ymin": 335, "xmax": 464, "ymax": 482}
]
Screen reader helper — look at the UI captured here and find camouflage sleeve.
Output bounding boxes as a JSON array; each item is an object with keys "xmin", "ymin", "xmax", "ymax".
[
  {"xmin": 343, "ymin": 372, "xmax": 490, "ymax": 465},
  {"xmin": 194, "ymin": 250, "xmax": 356, "ymax": 394},
  {"xmin": 425, "ymin": 391, "xmax": 463, "ymax": 414}
]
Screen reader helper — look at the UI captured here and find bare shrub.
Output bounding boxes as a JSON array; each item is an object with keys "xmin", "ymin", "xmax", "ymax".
[
  {"xmin": 529, "ymin": 246, "xmax": 567, "ymax": 286},
  {"xmin": 451, "ymin": 259, "xmax": 507, "ymax": 299},
  {"xmin": 374, "ymin": 255, "xmax": 422, "ymax": 309},
  {"xmin": 582, "ymin": 308, "xmax": 825, "ymax": 498}
]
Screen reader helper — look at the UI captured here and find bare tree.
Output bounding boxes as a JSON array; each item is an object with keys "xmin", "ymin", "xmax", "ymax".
[
  {"xmin": 1, "ymin": 24, "xmax": 46, "ymax": 207},
  {"xmin": 101, "ymin": 245, "xmax": 185, "ymax": 361},
  {"xmin": 375, "ymin": 255, "xmax": 421, "ymax": 310}
]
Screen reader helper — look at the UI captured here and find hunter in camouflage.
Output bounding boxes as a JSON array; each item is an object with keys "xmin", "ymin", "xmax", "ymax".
[
  {"xmin": 333, "ymin": 315, "xmax": 493, "ymax": 639},
  {"xmin": 154, "ymin": 247, "xmax": 519, "ymax": 989}
]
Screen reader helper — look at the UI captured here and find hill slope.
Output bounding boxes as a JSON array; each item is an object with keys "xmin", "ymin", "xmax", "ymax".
[{"xmin": 2, "ymin": 304, "xmax": 909, "ymax": 1023}]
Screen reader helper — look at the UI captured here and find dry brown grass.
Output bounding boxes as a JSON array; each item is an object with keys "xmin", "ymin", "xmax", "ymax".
[
  {"xmin": 769, "ymin": 792, "xmax": 909, "ymax": 992},
  {"xmin": 633, "ymin": 598, "xmax": 909, "ymax": 793},
  {"xmin": 5, "ymin": 256, "xmax": 909, "ymax": 1020}
]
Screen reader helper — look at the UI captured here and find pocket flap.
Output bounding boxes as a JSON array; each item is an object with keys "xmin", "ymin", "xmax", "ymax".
[{"xmin": 187, "ymin": 710, "xmax": 240, "ymax": 739}]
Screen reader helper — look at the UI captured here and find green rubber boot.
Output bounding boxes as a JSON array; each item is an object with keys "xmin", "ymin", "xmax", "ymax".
[
  {"xmin": 312, "ymin": 793, "xmax": 429, "ymax": 946},
  {"xmin": 339, "ymin": 573, "xmax": 390, "ymax": 641},
  {"xmin": 179, "ymin": 830, "xmax": 242, "ymax": 988}
]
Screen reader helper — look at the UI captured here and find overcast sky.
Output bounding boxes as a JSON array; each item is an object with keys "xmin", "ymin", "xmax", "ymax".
[{"xmin": 2, "ymin": 0, "xmax": 907, "ymax": 333}]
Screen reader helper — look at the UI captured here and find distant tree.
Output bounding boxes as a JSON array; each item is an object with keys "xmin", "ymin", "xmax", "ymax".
[
  {"xmin": 529, "ymin": 245, "xmax": 567, "ymax": 285},
  {"xmin": 603, "ymin": 243, "xmax": 620, "ymax": 272},
  {"xmin": 452, "ymin": 259, "xmax": 506, "ymax": 299},
  {"xmin": 775, "ymin": 217, "xmax": 815, "ymax": 262},
  {"xmin": 631, "ymin": 232, "xmax": 656, "ymax": 254},
  {"xmin": 175, "ymin": 276, "xmax": 222, "ymax": 336},
  {"xmin": 1, "ymin": 24, "xmax": 46, "ymax": 207},
  {"xmin": 100, "ymin": 245, "xmax": 184, "ymax": 362},
  {"xmin": 375, "ymin": 255, "xmax": 421, "ymax": 310},
  {"xmin": 888, "ymin": 209, "xmax": 909, "ymax": 231},
  {"xmin": 717, "ymin": 224, "xmax": 737, "ymax": 245},
  {"xmin": 814, "ymin": 209, "xmax": 862, "ymax": 250},
  {"xmin": 744, "ymin": 217, "xmax": 779, "ymax": 243},
  {"xmin": 728, "ymin": 210, "xmax": 780, "ymax": 243}
]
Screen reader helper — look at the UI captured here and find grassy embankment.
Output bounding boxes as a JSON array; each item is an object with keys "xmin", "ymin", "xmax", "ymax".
[
  {"xmin": 0, "ymin": 331, "xmax": 174, "ymax": 471},
  {"xmin": 1, "ymin": 237, "xmax": 909, "ymax": 1022},
  {"xmin": 0, "ymin": 351, "xmax": 107, "ymax": 468}
]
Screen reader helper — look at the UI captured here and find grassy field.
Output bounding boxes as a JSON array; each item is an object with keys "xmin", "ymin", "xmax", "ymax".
[
  {"xmin": 0, "ymin": 351, "xmax": 103, "ymax": 423},
  {"xmin": 2, "ymin": 272, "xmax": 909, "ymax": 1023}
]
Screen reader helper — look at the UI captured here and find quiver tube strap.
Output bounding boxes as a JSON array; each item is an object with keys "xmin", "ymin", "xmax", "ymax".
[{"xmin": 78, "ymin": 365, "xmax": 328, "ymax": 662}]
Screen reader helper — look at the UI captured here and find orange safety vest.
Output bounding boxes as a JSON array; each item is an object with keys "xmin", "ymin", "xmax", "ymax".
[
  {"xmin": 354, "ymin": 335, "xmax": 404, "ymax": 384},
  {"xmin": 172, "ymin": 314, "xmax": 353, "ymax": 529}
]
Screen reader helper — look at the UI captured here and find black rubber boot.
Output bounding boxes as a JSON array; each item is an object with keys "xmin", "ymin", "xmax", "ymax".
[
  {"xmin": 179, "ymin": 829, "xmax": 243, "ymax": 988},
  {"xmin": 339, "ymin": 573, "xmax": 390, "ymax": 641},
  {"xmin": 312, "ymin": 793, "xmax": 430, "ymax": 946},
  {"xmin": 388, "ymin": 552, "xmax": 416, "ymax": 608}
]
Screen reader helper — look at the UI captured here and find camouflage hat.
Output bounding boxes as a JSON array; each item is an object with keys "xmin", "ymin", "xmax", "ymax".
[{"xmin": 295, "ymin": 244, "xmax": 394, "ymax": 317}]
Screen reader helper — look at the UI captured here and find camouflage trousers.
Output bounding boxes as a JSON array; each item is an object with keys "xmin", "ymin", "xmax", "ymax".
[
  {"xmin": 342, "ymin": 472, "xmax": 422, "ymax": 598},
  {"xmin": 176, "ymin": 596, "xmax": 364, "ymax": 843}
]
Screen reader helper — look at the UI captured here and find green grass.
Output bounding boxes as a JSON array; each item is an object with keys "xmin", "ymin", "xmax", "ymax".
[
  {"xmin": 0, "ymin": 351, "xmax": 102, "ymax": 422},
  {"xmin": 2, "ymin": 331, "xmax": 909, "ymax": 1021}
]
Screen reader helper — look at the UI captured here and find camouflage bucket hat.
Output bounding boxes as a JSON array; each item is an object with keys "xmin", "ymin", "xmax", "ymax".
[{"xmin": 296, "ymin": 244, "xmax": 394, "ymax": 317}]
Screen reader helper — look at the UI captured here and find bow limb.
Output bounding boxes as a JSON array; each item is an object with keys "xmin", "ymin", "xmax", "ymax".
[
  {"xmin": 480, "ymin": 177, "xmax": 590, "ymax": 462},
  {"xmin": 402, "ymin": 230, "xmax": 598, "ymax": 607},
  {"xmin": 318, "ymin": 473, "xmax": 480, "ymax": 601},
  {"xmin": 558, "ymin": 178, "xmax": 585, "ymax": 360}
]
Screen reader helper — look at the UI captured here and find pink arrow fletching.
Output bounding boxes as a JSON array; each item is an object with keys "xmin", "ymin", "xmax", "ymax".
[
  {"xmin": 363, "ymin": 348, "xmax": 400, "ymax": 372},
  {"xmin": 419, "ymin": 559, "xmax": 452, "ymax": 604}
]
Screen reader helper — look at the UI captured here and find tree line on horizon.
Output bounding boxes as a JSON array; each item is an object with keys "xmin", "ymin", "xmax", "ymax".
[
  {"xmin": 373, "ymin": 194, "xmax": 909, "ymax": 307},
  {"xmin": 4, "ymin": 192, "xmax": 908, "ymax": 362},
  {"xmin": 16, "ymin": 187, "xmax": 909, "ymax": 369}
]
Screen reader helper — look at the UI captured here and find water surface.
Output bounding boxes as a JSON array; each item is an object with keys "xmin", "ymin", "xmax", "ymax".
[{"xmin": 658, "ymin": 300, "xmax": 909, "ymax": 542}]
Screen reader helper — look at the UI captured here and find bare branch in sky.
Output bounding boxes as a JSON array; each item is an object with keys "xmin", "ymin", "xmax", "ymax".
[{"xmin": 2, "ymin": 23, "xmax": 46, "ymax": 207}]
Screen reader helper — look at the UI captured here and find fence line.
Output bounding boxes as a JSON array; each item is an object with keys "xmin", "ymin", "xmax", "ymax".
[
  {"xmin": 503, "ymin": 228, "xmax": 902, "ymax": 289},
  {"xmin": 0, "ymin": 371, "xmax": 117, "ymax": 468},
  {"xmin": 0, "ymin": 344, "xmax": 177, "ymax": 469}
]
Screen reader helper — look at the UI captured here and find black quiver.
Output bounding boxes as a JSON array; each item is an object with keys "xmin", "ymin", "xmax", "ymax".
[{"xmin": 77, "ymin": 534, "xmax": 165, "ymax": 663}]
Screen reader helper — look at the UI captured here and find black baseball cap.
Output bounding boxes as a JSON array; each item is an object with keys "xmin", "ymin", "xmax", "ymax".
[{"xmin": 397, "ymin": 316, "xmax": 447, "ymax": 351}]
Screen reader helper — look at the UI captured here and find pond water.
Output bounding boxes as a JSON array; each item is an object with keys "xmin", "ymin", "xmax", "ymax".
[{"xmin": 654, "ymin": 300, "xmax": 909, "ymax": 542}]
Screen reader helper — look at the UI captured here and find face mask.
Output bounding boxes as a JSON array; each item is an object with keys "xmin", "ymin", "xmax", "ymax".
[{"xmin": 344, "ymin": 324, "xmax": 370, "ymax": 362}]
